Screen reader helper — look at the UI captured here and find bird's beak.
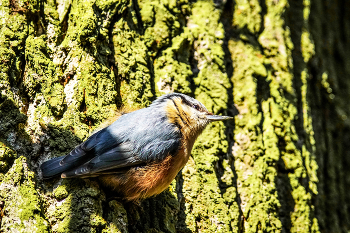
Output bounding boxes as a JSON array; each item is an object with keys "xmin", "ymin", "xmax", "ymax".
[{"xmin": 206, "ymin": 114, "xmax": 234, "ymax": 122}]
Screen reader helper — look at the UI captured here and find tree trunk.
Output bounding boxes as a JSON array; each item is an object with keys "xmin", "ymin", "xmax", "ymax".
[{"xmin": 0, "ymin": 0, "xmax": 349, "ymax": 232}]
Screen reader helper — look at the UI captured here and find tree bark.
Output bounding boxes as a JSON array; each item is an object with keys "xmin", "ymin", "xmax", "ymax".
[{"xmin": 0, "ymin": 0, "xmax": 349, "ymax": 232}]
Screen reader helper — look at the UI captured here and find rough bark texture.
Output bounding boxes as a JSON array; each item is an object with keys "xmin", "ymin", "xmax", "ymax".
[{"xmin": 0, "ymin": 0, "xmax": 349, "ymax": 232}]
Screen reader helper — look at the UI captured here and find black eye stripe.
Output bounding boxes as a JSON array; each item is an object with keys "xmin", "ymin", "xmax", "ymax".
[
  {"xmin": 180, "ymin": 97, "xmax": 193, "ymax": 107},
  {"xmin": 170, "ymin": 94, "xmax": 202, "ymax": 111},
  {"xmin": 193, "ymin": 104, "xmax": 200, "ymax": 110}
]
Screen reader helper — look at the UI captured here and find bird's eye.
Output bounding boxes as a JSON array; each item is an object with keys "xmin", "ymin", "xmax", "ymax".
[{"xmin": 193, "ymin": 104, "xmax": 200, "ymax": 111}]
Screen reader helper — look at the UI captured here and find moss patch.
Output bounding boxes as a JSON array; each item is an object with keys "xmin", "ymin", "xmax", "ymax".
[
  {"xmin": 112, "ymin": 12, "xmax": 154, "ymax": 107},
  {"xmin": 47, "ymin": 178, "xmax": 107, "ymax": 233},
  {"xmin": 0, "ymin": 157, "xmax": 49, "ymax": 232},
  {"xmin": 178, "ymin": 1, "xmax": 235, "ymax": 232}
]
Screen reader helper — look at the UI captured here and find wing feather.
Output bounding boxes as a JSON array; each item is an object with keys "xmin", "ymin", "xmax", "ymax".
[{"xmin": 61, "ymin": 139, "xmax": 180, "ymax": 178}]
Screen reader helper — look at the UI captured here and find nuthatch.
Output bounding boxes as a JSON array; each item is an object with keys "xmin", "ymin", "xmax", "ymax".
[{"xmin": 41, "ymin": 93, "xmax": 233, "ymax": 201}]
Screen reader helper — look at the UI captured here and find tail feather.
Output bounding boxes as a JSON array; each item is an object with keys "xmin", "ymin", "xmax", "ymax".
[{"xmin": 41, "ymin": 156, "xmax": 67, "ymax": 179}]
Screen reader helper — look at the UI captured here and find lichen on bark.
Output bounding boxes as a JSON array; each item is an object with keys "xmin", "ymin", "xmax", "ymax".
[
  {"xmin": 1, "ymin": 0, "xmax": 350, "ymax": 232},
  {"xmin": 0, "ymin": 156, "xmax": 49, "ymax": 233}
]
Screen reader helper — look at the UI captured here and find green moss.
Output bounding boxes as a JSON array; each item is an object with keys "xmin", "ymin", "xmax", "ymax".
[
  {"xmin": 138, "ymin": 0, "xmax": 189, "ymax": 56},
  {"xmin": 102, "ymin": 200, "xmax": 128, "ymax": 233},
  {"xmin": 53, "ymin": 183, "xmax": 69, "ymax": 200},
  {"xmin": 154, "ymin": 31, "xmax": 193, "ymax": 96},
  {"xmin": 0, "ymin": 98, "xmax": 28, "ymax": 174},
  {"xmin": 24, "ymin": 35, "xmax": 65, "ymax": 116},
  {"xmin": 45, "ymin": 123, "xmax": 85, "ymax": 159},
  {"xmin": 232, "ymin": 0, "xmax": 262, "ymax": 34},
  {"xmin": 0, "ymin": 0, "xmax": 28, "ymax": 92},
  {"xmin": 229, "ymin": 37, "xmax": 282, "ymax": 232},
  {"xmin": 48, "ymin": 179, "xmax": 106, "ymax": 233},
  {"xmin": 112, "ymin": 16, "xmax": 154, "ymax": 107},
  {"xmin": 301, "ymin": 30, "xmax": 315, "ymax": 63},
  {"xmin": 0, "ymin": 144, "xmax": 15, "ymax": 172},
  {"xmin": 0, "ymin": 157, "xmax": 49, "ymax": 232},
  {"xmin": 47, "ymin": 0, "xmax": 126, "ymax": 125},
  {"xmin": 10, "ymin": 2, "xmax": 137, "ymax": 231},
  {"xmin": 311, "ymin": 218, "xmax": 319, "ymax": 233},
  {"xmin": 0, "ymin": 0, "xmax": 328, "ymax": 232},
  {"xmin": 138, "ymin": 0, "xmax": 192, "ymax": 97},
  {"xmin": 60, "ymin": 0, "xmax": 96, "ymax": 47},
  {"xmin": 229, "ymin": 0, "xmax": 320, "ymax": 231},
  {"xmin": 18, "ymin": 185, "xmax": 41, "ymax": 221},
  {"xmin": 176, "ymin": 1, "xmax": 235, "ymax": 232}
]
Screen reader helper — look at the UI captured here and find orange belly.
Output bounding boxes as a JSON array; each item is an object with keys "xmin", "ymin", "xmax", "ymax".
[{"xmin": 99, "ymin": 149, "xmax": 189, "ymax": 201}]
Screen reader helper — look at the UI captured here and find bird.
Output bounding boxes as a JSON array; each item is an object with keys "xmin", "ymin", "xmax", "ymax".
[{"xmin": 41, "ymin": 93, "xmax": 233, "ymax": 201}]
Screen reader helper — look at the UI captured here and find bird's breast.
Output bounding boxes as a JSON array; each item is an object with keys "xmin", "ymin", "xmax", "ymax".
[{"xmin": 100, "ymin": 145, "xmax": 191, "ymax": 201}]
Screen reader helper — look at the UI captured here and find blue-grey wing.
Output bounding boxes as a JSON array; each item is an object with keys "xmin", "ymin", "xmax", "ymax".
[
  {"xmin": 62, "ymin": 138, "xmax": 180, "ymax": 178},
  {"xmin": 59, "ymin": 127, "xmax": 122, "ymax": 166},
  {"xmin": 41, "ymin": 127, "xmax": 123, "ymax": 179},
  {"xmin": 42, "ymin": 106, "xmax": 182, "ymax": 179},
  {"xmin": 59, "ymin": 129, "xmax": 108, "ymax": 166}
]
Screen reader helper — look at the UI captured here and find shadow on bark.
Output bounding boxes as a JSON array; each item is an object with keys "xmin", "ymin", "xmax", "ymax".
[{"xmin": 276, "ymin": 159, "xmax": 295, "ymax": 233}]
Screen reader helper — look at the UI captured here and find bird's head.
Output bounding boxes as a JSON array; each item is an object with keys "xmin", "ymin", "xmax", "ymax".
[{"xmin": 151, "ymin": 93, "xmax": 233, "ymax": 136}]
